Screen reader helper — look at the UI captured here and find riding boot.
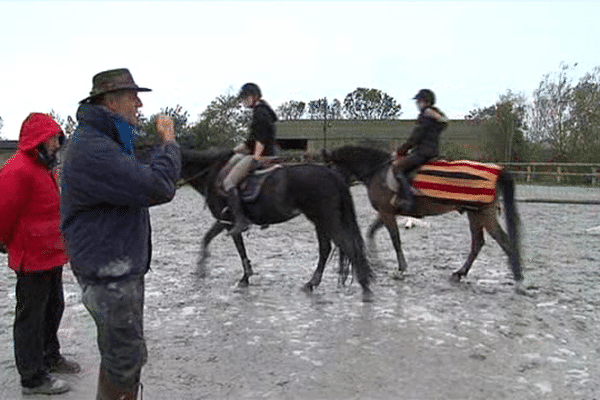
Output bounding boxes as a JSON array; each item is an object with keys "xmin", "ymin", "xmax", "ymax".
[
  {"xmin": 392, "ymin": 171, "xmax": 415, "ymax": 212},
  {"xmin": 226, "ymin": 188, "xmax": 251, "ymax": 236}
]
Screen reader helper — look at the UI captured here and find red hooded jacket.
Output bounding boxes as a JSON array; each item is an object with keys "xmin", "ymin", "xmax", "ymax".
[{"xmin": 0, "ymin": 113, "xmax": 67, "ymax": 273}]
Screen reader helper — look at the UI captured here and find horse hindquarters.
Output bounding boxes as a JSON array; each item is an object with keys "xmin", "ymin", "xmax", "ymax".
[
  {"xmin": 327, "ymin": 178, "xmax": 372, "ymax": 293},
  {"xmin": 289, "ymin": 166, "xmax": 372, "ymax": 294},
  {"xmin": 453, "ymin": 172, "xmax": 523, "ymax": 284}
]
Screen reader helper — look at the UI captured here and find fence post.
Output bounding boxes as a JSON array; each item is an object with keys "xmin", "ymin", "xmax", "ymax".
[
  {"xmin": 557, "ymin": 166, "xmax": 561, "ymax": 183},
  {"xmin": 527, "ymin": 166, "xmax": 531, "ymax": 183},
  {"xmin": 592, "ymin": 167, "xmax": 598, "ymax": 186}
]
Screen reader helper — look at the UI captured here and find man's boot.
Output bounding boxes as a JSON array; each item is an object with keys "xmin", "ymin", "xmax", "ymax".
[
  {"xmin": 392, "ymin": 172, "xmax": 415, "ymax": 212},
  {"xmin": 96, "ymin": 368, "xmax": 139, "ymax": 400},
  {"xmin": 226, "ymin": 188, "xmax": 251, "ymax": 236}
]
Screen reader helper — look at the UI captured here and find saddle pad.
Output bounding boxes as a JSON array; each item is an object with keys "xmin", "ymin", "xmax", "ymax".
[{"xmin": 412, "ymin": 159, "xmax": 503, "ymax": 204}]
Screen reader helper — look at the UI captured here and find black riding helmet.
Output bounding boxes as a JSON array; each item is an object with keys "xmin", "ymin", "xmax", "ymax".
[
  {"xmin": 413, "ymin": 89, "xmax": 435, "ymax": 106},
  {"xmin": 238, "ymin": 83, "xmax": 262, "ymax": 100}
]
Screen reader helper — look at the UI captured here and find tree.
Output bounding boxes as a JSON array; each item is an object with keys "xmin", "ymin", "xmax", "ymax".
[
  {"xmin": 328, "ymin": 99, "xmax": 343, "ymax": 120},
  {"xmin": 0, "ymin": 116, "xmax": 4, "ymax": 139},
  {"xmin": 569, "ymin": 66, "xmax": 600, "ymax": 162},
  {"xmin": 466, "ymin": 90, "xmax": 528, "ymax": 162},
  {"xmin": 276, "ymin": 100, "xmax": 306, "ymax": 120},
  {"xmin": 343, "ymin": 88, "xmax": 402, "ymax": 120},
  {"xmin": 307, "ymin": 98, "xmax": 327, "ymax": 120},
  {"xmin": 196, "ymin": 91, "xmax": 248, "ymax": 148},
  {"xmin": 48, "ymin": 110, "xmax": 77, "ymax": 137},
  {"xmin": 304, "ymin": 97, "xmax": 343, "ymax": 120},
  {"xmin": 139, "ymin": 105, "xmax": 193, "ymax": 146},
  {"xmin": 527, "ymin": 62, "xmax": 575, "ymax": 160}
]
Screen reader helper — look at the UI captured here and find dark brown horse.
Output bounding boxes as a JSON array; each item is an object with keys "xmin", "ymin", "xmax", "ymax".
[
  {"xmin": 180, "ymin": 147, "xmax": 372, "ymax": 299},
  {"xmin": 321, "ymin": 145, "xmax": 524, "ymax": 293}
]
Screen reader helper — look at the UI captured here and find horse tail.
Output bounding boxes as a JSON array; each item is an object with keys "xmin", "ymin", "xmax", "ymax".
[
  {"xmin": 499, "ymin": 171, "xmax": 523, "ymax": 281},
  {"xmin": 334, "ymin": 175, "xmax": 373, "ymax": 291}
]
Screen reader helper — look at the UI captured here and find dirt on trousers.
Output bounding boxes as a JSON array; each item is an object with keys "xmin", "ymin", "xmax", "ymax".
[{"xmin": 1, "ymin": 184, "xmax": 600, "ymax": 400}]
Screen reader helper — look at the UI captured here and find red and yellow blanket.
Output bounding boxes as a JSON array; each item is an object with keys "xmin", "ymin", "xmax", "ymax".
[{"xmin": 411, "ymin": 159, "xmax": 504, "ymax": 205}]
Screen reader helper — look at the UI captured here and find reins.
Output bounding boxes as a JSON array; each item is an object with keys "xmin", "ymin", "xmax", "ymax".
[{"xmin": 176, "ymin": 169, "xmax": 206, "ymax": 189}]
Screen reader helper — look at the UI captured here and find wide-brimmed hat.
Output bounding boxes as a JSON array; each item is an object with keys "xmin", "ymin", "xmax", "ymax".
[{"xmin": 80, "ymin": 68, "xmax": 151, "ymax": 103}]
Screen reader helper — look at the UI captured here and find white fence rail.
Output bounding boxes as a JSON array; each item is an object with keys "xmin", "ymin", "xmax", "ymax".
[{"xmin": 499, "ymin": 162, "xmax": 600, "ymax": 185}]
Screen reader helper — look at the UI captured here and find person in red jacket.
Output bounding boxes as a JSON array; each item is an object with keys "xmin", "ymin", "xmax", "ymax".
[{"xmin": 0, "ymin": 113, "xmax": 80, "ymax": 395}]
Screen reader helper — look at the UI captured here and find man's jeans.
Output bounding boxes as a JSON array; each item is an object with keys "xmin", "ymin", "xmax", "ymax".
[{"xmin": 81, "ymin": 275, "xmax": 147, "ymax": 388}]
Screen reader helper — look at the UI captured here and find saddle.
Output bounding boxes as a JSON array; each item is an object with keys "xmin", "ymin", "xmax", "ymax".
[
  {"xmin": 218, "ymin": 157, "xmax": 283, "ymax": 202},
  {"xmin": 387, "ymin": 159, "xmax": 504, "ymax": 205}
]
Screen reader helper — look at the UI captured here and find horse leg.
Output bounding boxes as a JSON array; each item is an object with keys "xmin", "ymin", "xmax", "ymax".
[
  {"xmin": 367, "ymin": 217, "xmax": 385, "ymax": 250},
  {"xmin": 337, "ymin": 250, "xmax": 350, "ymax": 287},
  {"xmin": 484, "ymin": 215, "xmax": 526, "ymax": 292},
  {"xmin": 197, "ymin": 221, "xmax": 227, "ymax": 277},
  {"xmin": 303, "ymin": 228, "xmax": 332, "ymax": 293},
  {"xmin": 451, "ymin": 211, "xmax": 485, "ymax": 282},
  {"xmin": 230, "ymin": 233, "xmax": 254, "ymax": 287},
  {"xmin": 379, "ymin": 212, "xmax": 409, "ymax": 274}
]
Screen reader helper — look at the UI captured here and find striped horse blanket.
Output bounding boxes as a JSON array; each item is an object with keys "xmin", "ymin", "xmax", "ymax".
[{"xmin": 410, "ymin": 159, "xmax": 504, "ymax": 205}]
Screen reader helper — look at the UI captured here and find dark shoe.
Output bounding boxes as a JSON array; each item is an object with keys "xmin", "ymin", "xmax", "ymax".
[
  {"xmin": 48, "ymin": 356, "xmax": 82, "ymax": 374},
  {"xmin": 226, "ymin": 188, "xmax": 251, "ymax": 236},
  {"xmin": 22, "ymin": 376, "xmax": 70, "ymax": 395}
]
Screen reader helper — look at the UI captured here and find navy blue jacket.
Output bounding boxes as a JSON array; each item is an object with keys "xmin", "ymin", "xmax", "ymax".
[{"xmin": 60, "ymin": 104, "xmax": 181, "ymax": 285}]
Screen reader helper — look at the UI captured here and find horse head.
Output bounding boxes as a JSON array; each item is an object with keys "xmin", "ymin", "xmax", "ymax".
[
  {"xmin": 322, "ymin": 145, "xmax": 391, "ymax": 185},
  {"xmin": 180, "ymin": 147, "xmax": 233, "ymax": 195}
]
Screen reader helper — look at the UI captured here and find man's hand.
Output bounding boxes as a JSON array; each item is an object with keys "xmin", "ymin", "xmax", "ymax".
[{"xmin": 156, "ymin": 115, "xmax": 176, "ymax": 143}]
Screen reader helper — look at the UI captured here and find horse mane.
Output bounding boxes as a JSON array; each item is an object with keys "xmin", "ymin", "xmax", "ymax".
[
  {"xmin": 180, "ymin": 147, "xmax": 234, "ymax": 195},
  {"xmin": 331, "ymin": 145, "xmax": 390, "ymax": 166},
  {"xmin": 181, "ymin": 146, "xmax": 232, "ymax": 166}
]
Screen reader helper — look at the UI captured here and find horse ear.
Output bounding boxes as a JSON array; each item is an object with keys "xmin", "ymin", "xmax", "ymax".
[{"xmin": 320, "ymin": 148, "xmax": 331, "ymax": 161}]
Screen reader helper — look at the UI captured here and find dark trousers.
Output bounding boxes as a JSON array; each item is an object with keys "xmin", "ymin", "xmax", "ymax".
[
  {"xmin": 14, "ymin": 267, "xmax": 64, "ymax": 387},
  {"xmin": 393, "ymin": 152, "xmax": 430, "ymax": 177}
]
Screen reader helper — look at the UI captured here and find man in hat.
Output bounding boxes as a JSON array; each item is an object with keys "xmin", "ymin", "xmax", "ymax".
[
  {"xmin": 60, "ymin": 68, "xmax": 181, "ymax": 399},
  {"xmin": 0, "ymin": 113, "xmax": 80, "ymax": 395},
  {"xmin": 391, "ymin": 89, "xmax": 448, "ymax": 212}
]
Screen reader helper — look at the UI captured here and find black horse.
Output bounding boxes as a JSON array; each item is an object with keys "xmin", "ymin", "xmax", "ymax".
[
  {"xmin": 180, "ymin": 148, "xmax": 372, "ymax": 297},
  {"xmin": 321, "ymin": 145, "xmax": 524, "ymax": 293}
]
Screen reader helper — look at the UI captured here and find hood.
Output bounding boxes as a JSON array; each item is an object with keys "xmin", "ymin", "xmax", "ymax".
[{"xmin": 18, "ymin": 113, "xmax": 64, "ymax": 153}]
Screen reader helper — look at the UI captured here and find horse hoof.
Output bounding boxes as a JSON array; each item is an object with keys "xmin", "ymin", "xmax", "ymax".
[
  {"xmin": 302, "ymin": 283, "xmax": 314, "ymax": 293},
  {"xmin": 390, "ymin": 270, "xmax": 405, "ymax": 281},
  {"xmin": 193, "ymin": 269, "xmax": 209, "ymax": 279},
  {"xmin": 514, "ymin": 280, "xmax": 529, "ymax": 296},
  {"xmin": 362, "ymin": 289, "xmax": 374, "ymax": 303},
  {"xmin": 237, "ymin": 279, "xmax": 250, "ymax": 288},
  {"xmin": 449, "ymin": 273, "xmax": 462, "ymax": 283}
]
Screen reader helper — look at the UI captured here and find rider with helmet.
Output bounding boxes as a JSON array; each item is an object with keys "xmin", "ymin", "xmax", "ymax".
[
  {"xmin": 223, "ymin": 83, "xmax": 278, "ymax": 236},
  {"xmin": 391, "ymin": 89, "xmax": 448, "ymax": 211}
]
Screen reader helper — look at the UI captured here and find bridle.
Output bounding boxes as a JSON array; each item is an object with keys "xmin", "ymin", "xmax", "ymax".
[{"xmin": 176, "ymin": 168, "xmax": 208, "ymax": 189}]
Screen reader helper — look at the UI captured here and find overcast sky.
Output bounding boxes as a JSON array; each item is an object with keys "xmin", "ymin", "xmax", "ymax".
[{"xmin": 1, "ymin": 1, "xmax": 599, "ymax": 140}]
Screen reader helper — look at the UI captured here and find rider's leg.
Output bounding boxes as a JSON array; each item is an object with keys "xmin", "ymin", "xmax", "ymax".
[
  {"xmin": 223, "ymin": 156, "xmax": 254, "ymax": 235},
  {"xmin": 391, "ymin": 155, "xmax": 422, "ymax": 212}
]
